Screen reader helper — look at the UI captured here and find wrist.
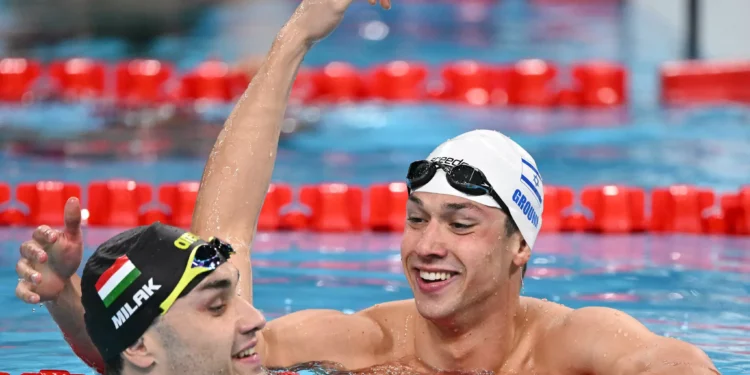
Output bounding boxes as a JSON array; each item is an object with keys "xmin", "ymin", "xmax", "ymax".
[
  {"xmin": 48, "ymin": 276, "xmax": 77, "ymax": 306},
  {"xmin": 275, "ymin": 23, "xmax": 313, "ymax": 54}
]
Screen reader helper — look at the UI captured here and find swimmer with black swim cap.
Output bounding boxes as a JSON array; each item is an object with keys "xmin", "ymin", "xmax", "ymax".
[
  {"xmin": 81, "ymin": 223, "xmax": 266, "ymax": 375},
  {"xmin": 16, "ymin": 0, "xmax": 719, "ymax": 373}
]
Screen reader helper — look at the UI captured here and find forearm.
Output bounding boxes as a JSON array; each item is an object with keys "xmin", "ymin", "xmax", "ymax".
[
  {"xmin": 46, "ymin": 275, "xmax": 105, "ymax": 373},
  {"xmin": 190, "ymin": 24, "xmax": 310, "ymax": 303}
]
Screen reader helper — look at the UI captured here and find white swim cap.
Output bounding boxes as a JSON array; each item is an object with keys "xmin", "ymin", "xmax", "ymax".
[{"xmin": 412, "ymin": 129, "xmax": 544, "ymax": 249}]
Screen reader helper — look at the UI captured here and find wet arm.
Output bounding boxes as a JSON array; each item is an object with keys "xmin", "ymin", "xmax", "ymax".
[
  {"xmin": 549, "ymin": 307, "xmax": 719, "ymax": 375},
  {"xmin": 45, "ymin": 275, "xmax": 106, "ymax": 374},
  {"xmin": 189, "ymin": 24, "xmax": 310, "ymax": 304},
  {"xmin": 259, "ymin": 309, "xmax": 386, "ymax": 369},
  {"xmin": 605, "ymin": 338, "xmax": 720, "ymax": 375},
  {"xmin": 42, "ymin": 23, "xmax": 310, "ymax": 375}
]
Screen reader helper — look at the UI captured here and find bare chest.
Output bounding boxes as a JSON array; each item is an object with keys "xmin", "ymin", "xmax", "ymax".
[
  {"xmin": 348, "ymin": 360, "xmax": 577, "ymax": 375},
  {"xmin": 358, "ymin": 350, "xmax": 577, "ymax": 375}
]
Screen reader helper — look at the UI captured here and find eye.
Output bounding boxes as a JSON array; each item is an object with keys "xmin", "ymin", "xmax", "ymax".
[
  {"xmin": 208, "ymin": 301, "xmax": 227, "ymax": 315},
  {"xmin": 406, "ymin": 211, "xmax": 429, "ymax": 225},
  {"xmin": 450, "ymin": 222, "xmax": 475, "ymax": 230}
]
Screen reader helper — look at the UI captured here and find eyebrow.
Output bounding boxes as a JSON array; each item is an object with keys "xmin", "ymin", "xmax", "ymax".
[
  {"xmin": 408, "ymin": 195, "xmax": 423, "ymax": 206},
  {"xmin": 443, "ymin": 202, "xmax": 481, "ymax": 213},
  {"xmin": 408, "ymin": 195, "xmax": 482, "ymax": 213},
  {"xmin": 196, "ymin": 268, "xmax": 240, "ymax": 293}
]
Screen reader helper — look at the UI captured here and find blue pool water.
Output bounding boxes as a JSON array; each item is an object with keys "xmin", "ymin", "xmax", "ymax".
[
  {"xmin": 1, "ymin": 232, "xmax": 749, "ymax": 374},
  {"xmin": 1, "ymin": 0, "xmax": 749, "ymax": 374}
]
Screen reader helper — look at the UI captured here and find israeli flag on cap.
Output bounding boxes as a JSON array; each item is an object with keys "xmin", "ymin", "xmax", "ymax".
[{"xmin": 520, "ymin": 158, "xmax": 542, "ymax": 204}]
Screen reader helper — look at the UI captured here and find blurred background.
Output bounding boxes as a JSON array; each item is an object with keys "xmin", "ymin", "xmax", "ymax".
[
  {"xmin": 1, "ymin": 0, "xmax": 749, "ymax": 188},
  {"xmin": 1, "ymin": 0, "xmax": 749, "ymax": 374}
]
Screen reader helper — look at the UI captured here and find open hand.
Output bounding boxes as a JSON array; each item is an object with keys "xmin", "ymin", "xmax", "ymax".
[
  {"xmin": 15, "ymin": 197, "xmax": 84, "ymax": 304},
  {"xmin": 289, "ymin": 0, "xmax": 391, "ymax": 45}
]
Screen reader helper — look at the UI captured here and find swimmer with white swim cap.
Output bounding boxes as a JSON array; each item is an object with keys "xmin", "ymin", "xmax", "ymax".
[{"xmin": 16, "ymin": 0, "xmax": 719, "ymax": 374}]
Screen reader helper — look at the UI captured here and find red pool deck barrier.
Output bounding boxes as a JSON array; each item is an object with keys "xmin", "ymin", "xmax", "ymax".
[
  {"xmin": 7, "ymin": 56, "xmax": 750, "ymax": 107},
  {"xmin": 13, "ymin": 56, "xmax": 750, "ymax": 110},
  {"xmin": 0, "ymin": 58, "xmax": 42, "ymax": 102},
  {"xmin": 0, "ymin": 57, "xmax": 629, "ymax": 108},
  {"xmin": 0, "ymin": 180, "xmax": 748, "ymax": 236},
  {"xmin": 49, "ymin": 58, "xmax": 106, "ymax": 101},
  {"xmin": 660, "ymin": 60, "xmax": 750, "ymax": 105}
]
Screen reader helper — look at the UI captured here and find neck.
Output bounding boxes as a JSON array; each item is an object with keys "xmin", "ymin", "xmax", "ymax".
[{"xmin": 413, "ymin": 285, "xmax": 527, "ymax": 372}]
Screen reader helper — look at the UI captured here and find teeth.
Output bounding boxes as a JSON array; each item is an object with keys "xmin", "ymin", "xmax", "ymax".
[
  {"xmin": 419, "ymin": 271, "xmax": 453, "ymax": 281},
  {"xmin": 234, "ymin": 347, "xmax": 256, "ymax": 359}
]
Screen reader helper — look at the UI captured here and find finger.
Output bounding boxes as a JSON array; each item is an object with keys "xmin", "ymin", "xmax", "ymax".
[
  {"xmin": 32, "ymin": 225, "xmax": 58, "ymax": 249},
  {"xmin": 16, "ymin": 258, "xmax": 41, "ymax": 285},
  {"xmin": 63, "ymin": 197, "xmax": 82, "ymax": 241},
  {"xmin": 20, "ymin": 241, "xmax": 47, "ymax": 263},
  {"xmin": 368, "ymin": 0, "xmax": 376, "ymax": 5},
  {"xmin": 381, "ymin": 0, "xmax": 391, "ymax": 9},
  {"xmin": 15, "ymin": 281, "xmax": 40, "ymax": 304}
]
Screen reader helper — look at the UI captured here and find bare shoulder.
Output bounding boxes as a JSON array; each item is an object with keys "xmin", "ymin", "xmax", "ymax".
[
  {"xmin": 519, "ymin": 296, "xmax": 573, "ymax": 334},
  {"xmin": 259, "ymin": 300, "xmax": 416, "ymax": 369},
  {"xmin": 522, "ymin": 296, "xmax": 573, "ymax": 316},
  {"xmin": 544, "ymin": 305, "xmax": 662, "ymax": 339},
  {"xmin": 359, "ymin": 299, "xmax": 418, "ymax": 326},
  {"xmin": 535, "ymin": 305, "xmax": 718, "ymax": 374}
]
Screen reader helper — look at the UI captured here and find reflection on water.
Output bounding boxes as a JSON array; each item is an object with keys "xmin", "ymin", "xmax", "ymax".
[
  {"xmin": 269, "ymin": 361, "xmax": 349, "ymax": 375},
  {"xmin": 3, "ymin": 105, "xmax": 750, "ymax": 193}
]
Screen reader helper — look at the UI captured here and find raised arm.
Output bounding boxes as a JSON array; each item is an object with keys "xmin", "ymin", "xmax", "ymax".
[
  {"xmin": 15, "ymin": 17, "xmax": 311, "ymax": 373},
  {"xmin": 546, "ymin": 306, "xmax": 720, "ymax": 375},
  {"xmin": 189, "ymin": 0, "xmax": 391, "ymax": 304},
  {"xmin": 187, "ymin": 16, "xmax": 307, "ymax": 304},
  {"xmin": 14, "ymin": 1, "xmax": 392, "ymax": 373}
]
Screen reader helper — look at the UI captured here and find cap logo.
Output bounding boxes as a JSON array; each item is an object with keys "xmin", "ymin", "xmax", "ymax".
[
  {"xmin": 512, "ymin": 189, "xmax": 540, "ymax": 228},
  {"xmin": 174, "ymin": 231, "xmax": 201, "ymax": 250},
  {"xmin": 430, "ymin": 156, "xmax": 468, "ymax": 171},
  {"xmin": 95, "ymin": 255, "xmax": 142, "ymax": 308},
  {"xmin": 111, "ymin": 278, "xmax": 162, "ymax": 329},
  {"xmin": 520, "ymin": 158, "xmax": 542, "ymax": 204}
]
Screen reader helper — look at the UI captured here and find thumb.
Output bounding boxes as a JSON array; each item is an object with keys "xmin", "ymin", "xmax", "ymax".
[{"xmin": 63, "ymin": 197, "xmax": 82, "ymax": 241}]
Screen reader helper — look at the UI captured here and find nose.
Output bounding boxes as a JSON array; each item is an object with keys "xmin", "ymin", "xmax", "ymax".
[
  {"xmin": 236, "ymin": 296, "xmax": 267, "ymax": 335},
  {"xmin": 412, "ymin": 220, "xmax": 449, "ymax": 259}
]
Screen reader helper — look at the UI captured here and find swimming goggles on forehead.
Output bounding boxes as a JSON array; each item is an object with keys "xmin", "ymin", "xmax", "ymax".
[
  {"xmin": 406, "ymin": 159, "xmax": 511, "ymax": 214},
  {"xmin": 192, "ymin": 237, "xmax": 235, "ymax": 269},
  {"xmin": 160, "ymin": 236, "xmax": 235, "ymax": 314}
]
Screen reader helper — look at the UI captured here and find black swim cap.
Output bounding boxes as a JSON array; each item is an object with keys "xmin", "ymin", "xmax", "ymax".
[{"xmin": 81, "ymin": 222, "xmax": 234, "ymax": 361}]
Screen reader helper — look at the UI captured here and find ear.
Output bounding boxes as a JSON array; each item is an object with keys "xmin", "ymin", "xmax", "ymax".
[
  {"xmin": 511, "ymin": 236, "xmax": 531, "ymax": 272},
  {"xmin": 121, "ymin": 336, "xmax": 157, "ymax": 370}
]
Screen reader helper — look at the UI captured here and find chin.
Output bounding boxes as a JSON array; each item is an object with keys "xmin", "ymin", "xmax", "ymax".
[
  {"xmin": 413, "ymin": 295, "xmax": 459, "ymax": 322},
  {"xmin": 235, "ymin": 365, "xmax": 264, "ymax": 375},
  {"xmin": 409, "ymin": 269, "xmax": 464, "ymax": 317},
  {"xmin": 233, "ymin": 358, "xmax": 264, "ymax": 375}
]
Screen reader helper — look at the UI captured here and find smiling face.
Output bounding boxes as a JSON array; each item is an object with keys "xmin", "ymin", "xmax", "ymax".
[
  {"xmin": 401, "ymin": 192, "xmax": 528, "ymax": 323},
  {"xmin": 136, "ymin": 262, "xmax": 266, "ymax": 375}
]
